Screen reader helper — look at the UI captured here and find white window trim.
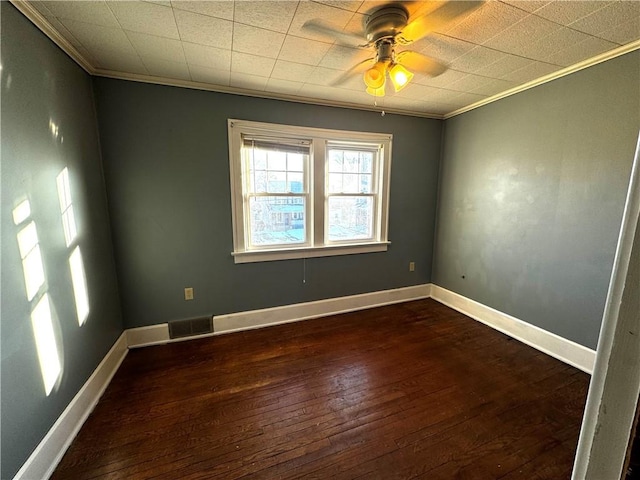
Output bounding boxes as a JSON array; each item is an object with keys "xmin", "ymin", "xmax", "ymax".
[{"xmin": 228, "ymin": 119, "xmax": 392, "ymax": 264}]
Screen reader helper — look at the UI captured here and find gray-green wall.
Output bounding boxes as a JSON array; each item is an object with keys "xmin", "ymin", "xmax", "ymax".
[
  {"xmin": 434, "ymin": 51, "xmax": 640, "ymax": 349},
  {"xmin": 1, "ymin": 4, "xmax": 123, "ymax": 478},
  {"xmin": 3, "ymin": 0, "xmax": 640, "ymax": 476},
  {"xmin": 93, "ymin": 79, "xmax": 442, "ymax": 328}
]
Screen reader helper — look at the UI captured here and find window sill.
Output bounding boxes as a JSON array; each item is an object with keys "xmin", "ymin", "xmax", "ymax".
[{"xmin": 231, "ymin": 241, "xmax": 391, "ymax": 264}]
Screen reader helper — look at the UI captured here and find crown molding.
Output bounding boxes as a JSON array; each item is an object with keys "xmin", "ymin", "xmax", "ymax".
[
  {"xmin": 92, "ymin": 68, "xmax": 444, "ymax": 119},
  {"xmin": 444, "ymin": 39, "xmax": 640, "ymax": 119},
  {"xmin": 10, "ymin": 0, "xmax": 95, "ymax": 75}
]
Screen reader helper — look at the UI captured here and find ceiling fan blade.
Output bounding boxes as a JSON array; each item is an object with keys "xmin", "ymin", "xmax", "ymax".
[
  {"xmin": 329, "ymin": 57, "xmax": 376, "ymax": 87},
  {"xmin": 302, "ymin": 20, "xmax": 369, "ymax": 48},
  {"xmin": 398, "ymin": 1, "xmax": 485, "ymax": 44},
  {"xmin": 396, "ymin": 51, "xmax": 447, "ymax": 77},
  {"xmin": 330, "ymin": 57, "xmax": 375, "ymax": 87}
]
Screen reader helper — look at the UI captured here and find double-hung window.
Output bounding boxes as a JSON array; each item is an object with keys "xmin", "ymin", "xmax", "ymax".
[{"xmin": 228, "ymin": 119, "xmax": 391, "ymax": 263}]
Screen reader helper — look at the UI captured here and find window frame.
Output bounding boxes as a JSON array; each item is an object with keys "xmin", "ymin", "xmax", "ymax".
[{"xmin": 228, "ymin": 119, "xmax": 392, "ymax": 263}]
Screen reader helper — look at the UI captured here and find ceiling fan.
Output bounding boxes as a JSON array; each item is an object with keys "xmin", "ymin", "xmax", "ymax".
[{"xmin": 303, "ymin": 1, "xmax": 485, "ymax": 97}]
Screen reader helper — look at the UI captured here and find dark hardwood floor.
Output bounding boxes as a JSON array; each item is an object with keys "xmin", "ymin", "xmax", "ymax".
[{"xmin": 51, "ymin": 299, "xmax": 589, "ymax": 479}]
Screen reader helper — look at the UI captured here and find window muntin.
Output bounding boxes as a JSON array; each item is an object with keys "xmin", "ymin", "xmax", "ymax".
[{"xmin": 229, "ymin": 119, "xmax": 391, "ymax": 263}]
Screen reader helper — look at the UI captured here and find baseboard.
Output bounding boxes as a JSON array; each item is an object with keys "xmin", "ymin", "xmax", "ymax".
[
  {"xmin": 214, "ymin": 284, "xmax": 432, "ymax": 333},
  {"xmin": 13, "ymin": 332, "xmax": 128, "ymax": 480},
  {"xmin": 126, "ymin": 284, "xmax": 432, "ymax": 348},
  {"xmin": 126, "ymin": 323, "xmax": 171, "ymax": 348},
  {"xmin": 430, "ymin": 285, "xmax": 596, "ymax": 374},
  {"xmin": 126, "ymin": 284, "xmax": 596, "ymax": 374}
]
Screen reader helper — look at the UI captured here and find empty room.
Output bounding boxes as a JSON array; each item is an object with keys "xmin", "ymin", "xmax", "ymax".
[{"xmin": 2, "ymin": 0, "xmax": 639, "ymax": 479}]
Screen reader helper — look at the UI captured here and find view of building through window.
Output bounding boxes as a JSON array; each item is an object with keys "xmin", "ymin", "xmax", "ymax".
[
  {"xmin": 245, "ymin": 143, "xmax": 379, "ymax": 246},
  {"xmin": 246, "ymin": 142, "xmax": 308, "ymax": 247},
  {"xmin": 327, "ymin": 147, "xmax": 375, "ymax": 242}
]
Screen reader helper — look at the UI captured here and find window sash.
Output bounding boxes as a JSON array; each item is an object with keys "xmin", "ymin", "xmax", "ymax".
[
  {"xmin": 325, "ymin": 193, "xmax": 377, "ymax": 244},
  {"xmin": 244, "ymin": 193, "xmax": 310, "ymax": 249}
]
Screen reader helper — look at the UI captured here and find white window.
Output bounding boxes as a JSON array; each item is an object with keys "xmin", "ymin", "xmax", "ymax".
[{"xmin": 228, "ymin": 119, "xmax": 392, "ymax": 263}]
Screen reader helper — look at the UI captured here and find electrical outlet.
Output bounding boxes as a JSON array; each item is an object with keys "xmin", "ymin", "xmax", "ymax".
[
  {"xmin": 184, "ymin": 287, "xmax": 194, "ymax": 300},
  {"xmin": 409, "ymin": 262, "xmax": 415, "ymax": 272}
]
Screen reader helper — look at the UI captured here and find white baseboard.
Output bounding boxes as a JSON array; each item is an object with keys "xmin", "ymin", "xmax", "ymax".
[
  {"xmin": 126, "ymin": 323, "xmax": 170, "ymax": 348},
  {"xmin": 126, "ymin": 284, "xmax": 595, "ymax": 374},
  {"xmin": 14, "ymin": 332, "xmax": 128, "ymax": 480},
  {"xmin": 214, "ymin": 284, "xmax": 432, "ymax": 333},
  {"xmin": 126, "ymin": 284, "xmax": 432, "ymax": 348},
  {"xmin": 430, "ymin": 285, "xmax": 596, "ymax": 374}
]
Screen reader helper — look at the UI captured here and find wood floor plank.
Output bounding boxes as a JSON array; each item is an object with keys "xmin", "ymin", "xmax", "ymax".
[{"xmin": 51, "ymin": 299, "xmax": 589, "ymax": 480}]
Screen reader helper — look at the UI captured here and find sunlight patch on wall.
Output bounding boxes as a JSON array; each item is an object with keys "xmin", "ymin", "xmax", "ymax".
[
  {"xmin": 16, "ymin": 219, "xmax": 45, "ymax": 302},
  {"xmin": 69, "ymin": 247, "xmax": 89, "ymax": 325},
  {"xmin": 14, "ymin": 199, "xmax": 62, "ymax": 396},
  {"xmin": 12, "ymin": 198, "xmax": 31, "ymax": 224},
  {"xmin": 56, "ymin": 167, "xmax": 77, "ymax": 247},
  {"xmin": 31, "ymin": 294, "xmax": 62, "ymax": 396},
  {"xmin": 57, "ymin": 167, "xmax": 91, "ymax": 324}
]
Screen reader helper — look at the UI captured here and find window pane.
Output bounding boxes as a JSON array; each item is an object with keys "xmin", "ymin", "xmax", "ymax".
[
  {"xmin": 343, "ymin": 174, "xmax": 358, "ymax": 193},
  {"xmin": 249, "ymin": 196, "xmax": 306, "ymax": 246},
  {"xmin": 288, "ymin": 172, "xmax": 304, "ymax": 193},
  {"xmin": 267, "ymin": 171, "xmax": 287, "ymax": 192},
  {"xmin": 327, "ymin": 196, "xmax": 373, "ymax": 241},
  {"xmin": 288, "ymin": 154, "xmax": 303, "ymax": 172},
  {"xmin": 359, "ymin": 174, "xmax": 372, "ymax": 193},
  {"xmin": 253, "ymin": 149, "xmax": 267, "ymax": 170},
  {"xmin": 267, "ymin": 151, "xmax": 287, "ymax": 170},
  {"xmin": 252, "ymin": 170, "xmax": 267, "ymax": 193},
  {"xmin": 344, "ymin": 151, "xmax": 359, "ymax": 172},
  {"xmin": 329, "ymin": 150, "xmax": 343, "ymax": 172},
  {"xmin": 360, "ymin": 153, "xmax": 372, "ymax": 173},
  {"xmin": 328, "ymin": 173, "xmax": 342, "ymax": 193}
]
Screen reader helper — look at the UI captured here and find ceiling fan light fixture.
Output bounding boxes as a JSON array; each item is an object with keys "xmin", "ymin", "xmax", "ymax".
[
  {"xmin": 363, "ymin": 61, "xmax": 386, "ymax": 89},
  {"xmin": 389, "ymin": 63, "xmax": 414, "ymax": 92},
  {"xmin": 366, "ymin": 85, "xmax": 386, "ymax": 97}
]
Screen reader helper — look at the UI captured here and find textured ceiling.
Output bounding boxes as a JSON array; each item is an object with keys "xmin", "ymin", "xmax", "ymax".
[{"xmin": 15, "ymin": 0, "xmax": 640, "ymax": 117}]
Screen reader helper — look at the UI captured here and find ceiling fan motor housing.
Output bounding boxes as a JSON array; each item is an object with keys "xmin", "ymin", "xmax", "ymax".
[{"xmin": 365, "ymin": 6, "xmax": 409, "ymax": 43}]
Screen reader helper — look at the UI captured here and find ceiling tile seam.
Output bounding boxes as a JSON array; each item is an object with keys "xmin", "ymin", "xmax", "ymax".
[
  {"xmin": 310, "ymin": 0, "xmax": 362, "ymax": 14},
  {"xmin": 170, "ymin": 2, "xmax": 194, "ymax": 83},
  {"xmin": 42, "ymin": 3, "xmax": 120, "ymax": 31},
  {"xmin": 230, "ymin": 17, "xmax": 312, "ymax": 39},
  {"xmin": 119, "ymin": 30, "xmax": 150, "ymax": 76},
  {"xmin": 434, "ymin": 32, "xmax": 565, "ymax": 72},
  {"xmin": 272, "ymin": 1, "xmax": 305, "ymax": 79},
  {"xmin": 228, "ymin": 0, "xmax": 236, "ymax": 86},
  {"xmin": 124, "ymin": 29, "xmax": 172, "ymax": 64},
  {"xmin": 441, "ymin": 66, "xmax": 535, "ymax": 85},
  {"xmin": 101, "ymin": 1, "xmax": 150, "ymax": 76},
  {"xmin": 530, "ymin": 13, "xmax": 628, "ymax": 48},
  {"xmin": 496, "ymin": 0, "xmax": 627, "ymax": 48},
  {"xmin": 283, "ymin": 1, "xmax": 302, "ymax": 37},
  {"xmin": 523, "ymin": 0, "xmax": 616, "ymax": 30},
  {"xmin": 416, "ymin": 80, "xmax": 502, "ymax": 98},
  {"xmin": 229, "ymin": 2, "xmax": 236, "ymax": 60},
  {"xmin": 170, "ymin": 3, "xmax": 231, "ymax": 23}
]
